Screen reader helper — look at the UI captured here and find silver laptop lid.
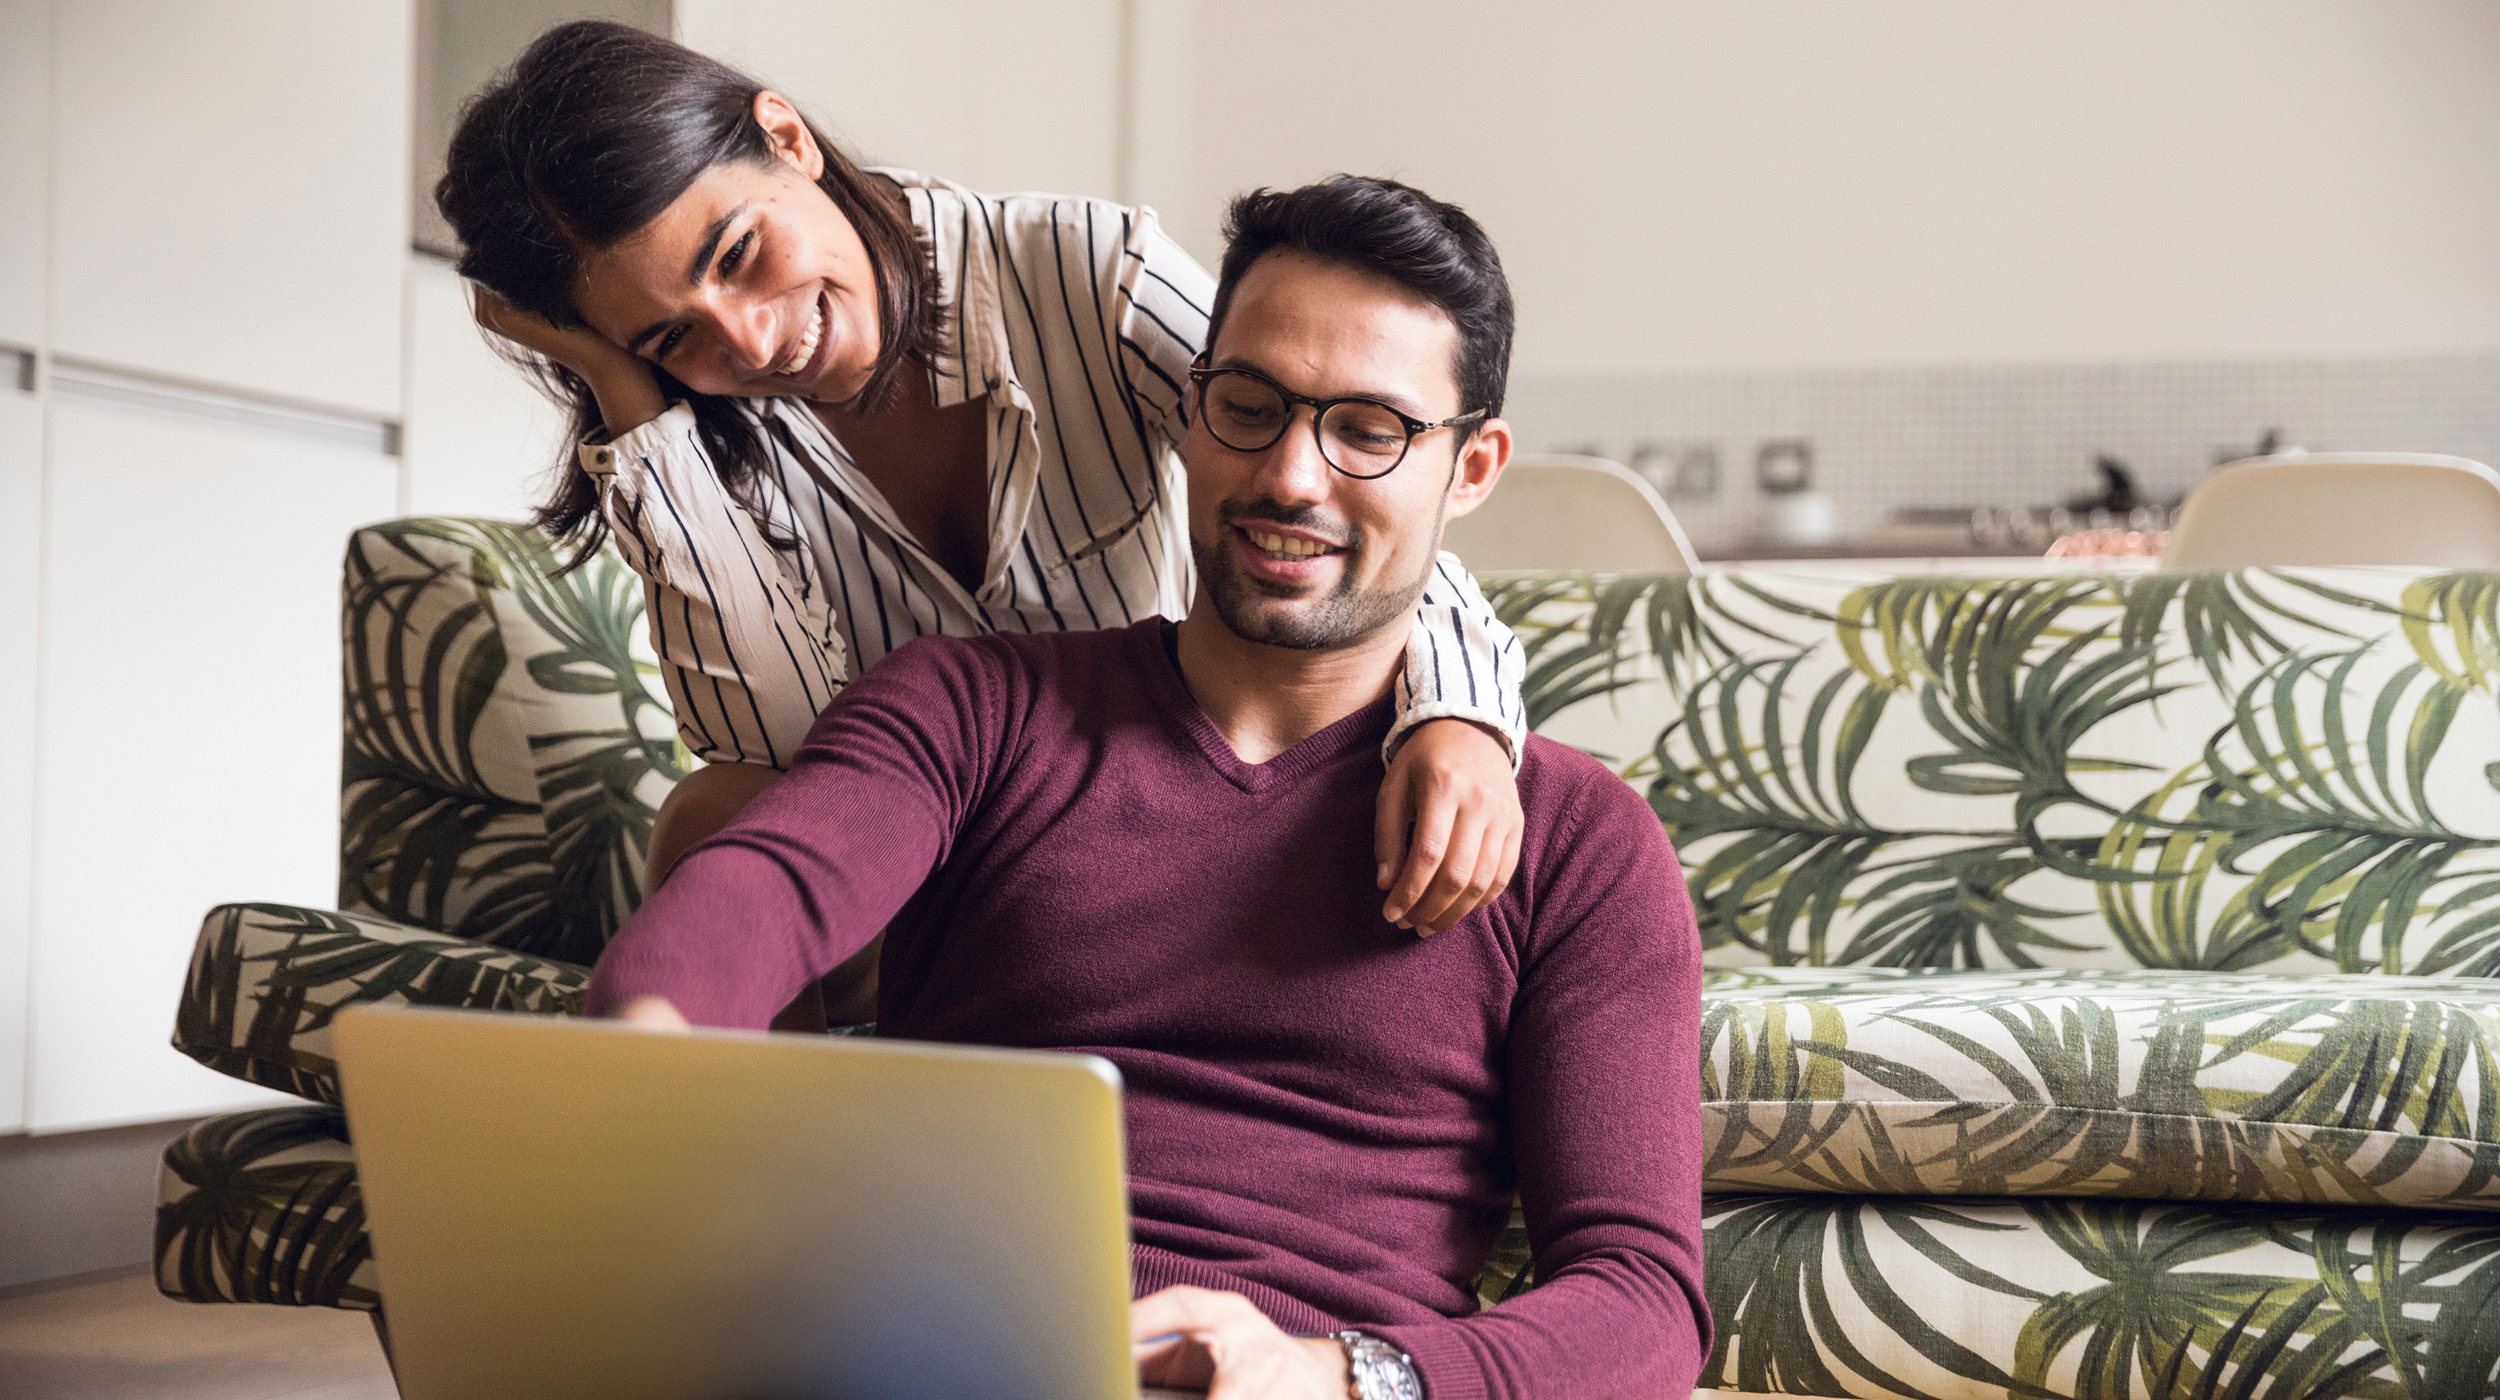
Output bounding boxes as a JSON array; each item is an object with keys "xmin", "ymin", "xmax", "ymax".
[{"xmin": 337, "ymin": 1007, "xmax": 1138, "ymax": 1400}]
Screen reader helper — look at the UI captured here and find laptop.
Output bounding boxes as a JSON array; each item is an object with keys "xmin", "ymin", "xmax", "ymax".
[{"xmin": 337, "ymin": 1005, "xmax": 1196, "ymax": 1400}]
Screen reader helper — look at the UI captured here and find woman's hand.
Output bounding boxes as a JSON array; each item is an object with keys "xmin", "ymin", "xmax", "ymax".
[
  {"xmin": 1376, "ymin": 719, "xmax": 1523, "ymax": 936},
  {"xmin": 1132, "ymin": 1287, "xmax": 1348, "ymax": 1400},
  {"xmin": 470, "ymin": 284, "xmax": 668, "ymax": 437}
]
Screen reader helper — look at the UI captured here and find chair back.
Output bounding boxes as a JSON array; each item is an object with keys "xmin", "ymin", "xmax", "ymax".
[
  {"xmin": 338, "ymin": 519, "xmax": 683, "ymax": 967},
  {"xmin": 1440, "ymin": 455, "xmax": 1699, "ymax": 573},
  {"xmin": 2162, "ymin": 453, "xmax": 2500, "ymax": 568}
]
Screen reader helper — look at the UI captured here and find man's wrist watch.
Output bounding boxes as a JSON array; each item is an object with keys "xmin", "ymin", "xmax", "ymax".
[{"xmin": 1330, "ymin": 1330, "xmax": 1422, "ymax": 1400}]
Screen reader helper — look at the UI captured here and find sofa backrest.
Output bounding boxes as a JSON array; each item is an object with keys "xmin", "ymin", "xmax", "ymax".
[
  {"xmin": 1487, "ymin": 565, "xmax": 2500, "ymax": 977},
  {"xmin": 338, "ymin": 519, "xmax": 682, "ymax": 966},
  {"xmin": 340, "ymin": 527, "xmax": 2500, "ymax": 979}
]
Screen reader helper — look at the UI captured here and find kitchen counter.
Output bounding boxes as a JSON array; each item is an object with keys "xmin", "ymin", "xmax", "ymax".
[{"xmin": 1695, "ymin": 552, "xmax": 2161, "ymax": 575}]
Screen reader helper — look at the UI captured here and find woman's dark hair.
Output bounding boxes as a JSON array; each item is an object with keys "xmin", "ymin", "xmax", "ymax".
[
  {"xmin": 1205, "ymin": 175, "xmax": 1514, "ymax": 435},
  {"xmin": 435, "ymin": 20, "xmax": 938, "ymax": 553}
]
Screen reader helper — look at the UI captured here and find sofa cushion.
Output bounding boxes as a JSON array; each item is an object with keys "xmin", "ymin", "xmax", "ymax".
[
  {"xmin": 1698, "ymin": 1191, "xmax": 2500, "ymax": 1399},
  {"xmin": 1704, "ymin": 966, "xmax": 2500, "ymax": 1211},
  {"xmin": 172, "ymin": 902, "xmax": 589, "ymax": 1105},
  {"xmin": 156, "ymin": 1105, "xmax": 374, "ymax": 1310}
]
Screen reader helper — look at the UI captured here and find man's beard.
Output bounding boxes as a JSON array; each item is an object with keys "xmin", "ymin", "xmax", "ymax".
[{"xmin": 1192, "ymin": 499, "xmax": 1443, "ymax": 650}]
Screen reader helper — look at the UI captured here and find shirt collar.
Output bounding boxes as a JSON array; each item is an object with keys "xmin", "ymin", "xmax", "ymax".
[{"xmin": 876, "ymin": 167, "xmax": 1005, "ymax": 411}]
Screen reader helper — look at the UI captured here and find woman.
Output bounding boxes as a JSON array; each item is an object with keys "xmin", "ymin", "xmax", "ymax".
[{"xmin": 437, "ymin": 21, "xmax": 1527, "ymax": 1015}]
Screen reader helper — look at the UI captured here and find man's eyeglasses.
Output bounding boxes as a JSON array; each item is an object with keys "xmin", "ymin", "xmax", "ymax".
[{"xmin": 1188, "ymin": 366, "xmax": 1486, "ymax": 480}]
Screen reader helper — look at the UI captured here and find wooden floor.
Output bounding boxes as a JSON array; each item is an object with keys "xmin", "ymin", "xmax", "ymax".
[
  {"xmin": 0, "ymin": 1268, "xmax": 395, "ymax": 1400},
  {"xmin": 0, "ymin": 1268, "xmax": 1850, "ymax": 1399}
]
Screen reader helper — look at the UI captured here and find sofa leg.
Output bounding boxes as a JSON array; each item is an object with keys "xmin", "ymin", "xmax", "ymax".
[{"xmin": 370, "ymin": 1307, "xmax": 399, "ymax": 1382}]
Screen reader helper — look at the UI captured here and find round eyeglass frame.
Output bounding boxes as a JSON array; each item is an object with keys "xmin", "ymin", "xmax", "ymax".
[{"xmin": 1187, "ymin": 365, "xmax": 1487, "ymax": 480}]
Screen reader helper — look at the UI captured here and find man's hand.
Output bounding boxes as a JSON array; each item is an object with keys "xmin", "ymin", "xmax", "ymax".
[
  {"xmin": 1131, "ymin": 1287, "xmax": 1349, "ymax": 1400},
  {"xmin": 1376, "ymin": 718, "xmax": 1522, "ymax": 935},
  {"xmin": 613, "ymin": 996, "xmax": 690, "ymax": 1030}
]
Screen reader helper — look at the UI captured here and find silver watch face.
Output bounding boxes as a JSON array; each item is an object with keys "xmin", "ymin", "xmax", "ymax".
[{"xmin": 1344, "ymin": 1334, "xmax": 1423, "ymax": 1400}]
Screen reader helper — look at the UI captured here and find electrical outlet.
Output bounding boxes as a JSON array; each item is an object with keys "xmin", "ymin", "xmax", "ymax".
[{"xmin": 1631, "ymin": 440, "xmax": 1721, "ymax": 500}]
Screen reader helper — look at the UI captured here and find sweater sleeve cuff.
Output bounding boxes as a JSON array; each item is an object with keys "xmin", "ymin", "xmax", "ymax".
[
  {"xmin": 578, "ymin": 401, "xmax": 697, "ymax": 477},
  {"xmin": 1364, "ymin": 1323, "xmax": 1488, "ymax": 1400}
]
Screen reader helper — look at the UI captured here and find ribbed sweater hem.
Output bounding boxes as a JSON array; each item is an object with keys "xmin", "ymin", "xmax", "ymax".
[{"xmin": 1130, "ymin": 1245, "xmax": 1340, "ymax": 1337}]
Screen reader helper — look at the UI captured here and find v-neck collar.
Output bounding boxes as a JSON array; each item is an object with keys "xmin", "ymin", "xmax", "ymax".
[{"xmin": 1136, "ymin": 620, "xmax": 1393, "ymax": 796}]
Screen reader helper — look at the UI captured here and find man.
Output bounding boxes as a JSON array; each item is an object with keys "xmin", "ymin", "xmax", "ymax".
[{"xmin": 589, "ymin": 175, "xmax": 1709, "ymax": 1400}]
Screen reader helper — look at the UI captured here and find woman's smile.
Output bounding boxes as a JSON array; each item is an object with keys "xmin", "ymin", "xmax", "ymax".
[
  {"xmin": 572, "ymin": 158, "xmax": 884, "ymax": 405},
  {"xmin": 778, "ymin": 291, "xmax": 828, "ymax": 379}
]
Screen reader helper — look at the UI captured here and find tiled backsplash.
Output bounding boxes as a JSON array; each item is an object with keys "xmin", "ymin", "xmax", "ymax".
[{"xmin": 1504, "ymin": 352, "xmax": 2500, "ymax": 554}]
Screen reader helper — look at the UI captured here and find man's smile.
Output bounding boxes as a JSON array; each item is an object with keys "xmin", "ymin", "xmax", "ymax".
[
  {"xmin": 1228, "ymin": 519, "xmax": 1351, "ymax": 588},
  {"xmin": 1242, "ymin": 527, "xmax": 1340, "ymax": 560}
]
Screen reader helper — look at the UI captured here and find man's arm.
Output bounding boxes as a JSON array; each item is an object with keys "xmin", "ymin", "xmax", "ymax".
[
  {"xmin": 1370, "ymin": 764, "xmax": 1712, "ymax": 1400},
  {"xmin": 586, "ymin": 635, "xmax": 1007, "ymax": 1028}
]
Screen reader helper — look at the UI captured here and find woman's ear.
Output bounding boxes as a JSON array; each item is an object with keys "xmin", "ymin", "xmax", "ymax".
[{"xmin": 750, "ymin": 90, "xmax": 825, "ymax": 181}]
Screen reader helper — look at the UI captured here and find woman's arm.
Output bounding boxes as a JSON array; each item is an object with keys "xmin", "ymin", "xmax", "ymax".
[
  {"xmin": 581, "ymin": 405, "xmax": 849, "ymax": 769},
  {"xmin": 476, "ymin": 287, "xmax": 845, "ymax": 768},
  {"xmin": 1397, "ymin": 553, "xmax": 1529, "ymax": 765},
  {"xmin": 476, "ymin": 288, "xmax": 844, "ymax": 770},
  {"xmin": 1110, "ymin": 209, "xmax": 1212, "ymax": 454},
  {"xmin": 1375, "ymin": 558, "xmax": 1528, "ymax": 933}
]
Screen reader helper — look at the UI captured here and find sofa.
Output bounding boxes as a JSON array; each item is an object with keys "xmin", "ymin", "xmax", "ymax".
[
  {"xmin": 162, "ymin": 520, "xmax": 2500, "ymax": 1397},
  {"xmin": 1483, "ymin": 563, "xmax": 2500, "ymax": 1398}
]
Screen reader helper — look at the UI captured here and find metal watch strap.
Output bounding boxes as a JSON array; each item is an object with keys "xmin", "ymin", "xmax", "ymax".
[{"xmin": 1330, "ymin": 1330, "xmax": 1422, "ymax": 1400}]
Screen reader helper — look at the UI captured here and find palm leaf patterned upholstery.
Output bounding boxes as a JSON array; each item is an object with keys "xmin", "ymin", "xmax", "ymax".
[
  {"xmin": 1470, "ymin": 566, "xmax": 2500, "ymax": 1396},
  {"xmin": 160, "ymin": 519, "xmax": 676, "ymax": 1308},
  {"xmin": 163, "ymin": 542, "xmax": 2500, "ymax": 1397}
]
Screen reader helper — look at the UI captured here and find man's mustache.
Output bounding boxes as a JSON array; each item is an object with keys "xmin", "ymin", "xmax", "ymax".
[{"xmin": 1215, "ymin": 500, "xmax": 1357, "ymax": 550}]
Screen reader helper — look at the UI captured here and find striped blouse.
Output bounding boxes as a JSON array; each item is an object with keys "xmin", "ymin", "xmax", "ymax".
[{"xmin": 578, "ymin": 169, "xmax": 1524, "ymax": 771}]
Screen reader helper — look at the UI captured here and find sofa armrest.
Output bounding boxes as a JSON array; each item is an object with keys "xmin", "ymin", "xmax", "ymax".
[{"xmin": 173, "ymin": 902, "xmax": 590, "ymax": 1105}]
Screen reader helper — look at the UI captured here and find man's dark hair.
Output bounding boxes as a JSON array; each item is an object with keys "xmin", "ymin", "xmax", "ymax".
[{"xmin": 1205, "ymin": 176, "xmax": 1514, "ymax": 434}]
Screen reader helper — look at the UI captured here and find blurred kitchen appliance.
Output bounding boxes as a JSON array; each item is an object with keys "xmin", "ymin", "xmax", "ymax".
[{"xmin": 1754, "ymin": 439, "xmax": 1837, "ymax": 545}]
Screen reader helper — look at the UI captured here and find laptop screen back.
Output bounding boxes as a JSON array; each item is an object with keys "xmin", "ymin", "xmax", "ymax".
[{"xmin": 336, "ymin": 1007, "xmax": 1137, "ymax": 1400}]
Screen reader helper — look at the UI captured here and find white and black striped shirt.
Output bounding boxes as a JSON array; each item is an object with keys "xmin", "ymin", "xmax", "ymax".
[{"xmin": 580, "ymin": 170, "xmax": 1525, "ymax": 771}]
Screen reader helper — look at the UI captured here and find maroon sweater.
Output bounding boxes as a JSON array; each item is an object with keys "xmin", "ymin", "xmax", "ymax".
[{"xmin": 588, "ymin": 621, "xmax": 1709, "ymax": 1399}]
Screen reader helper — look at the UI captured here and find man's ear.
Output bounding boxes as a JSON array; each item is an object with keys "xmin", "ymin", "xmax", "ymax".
[
  {"xmin": 1440, "ymin": 418, "xmax": 1513, "ymax": 521},
  {"xmin": 751, "ymin": 91, "xmax": 826, "ymax": 181}
]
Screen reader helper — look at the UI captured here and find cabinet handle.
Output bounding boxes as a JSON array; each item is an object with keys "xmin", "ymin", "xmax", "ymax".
[{"xmin": 46, "ymin": 355, "xmax": 398, "ymax": 456}]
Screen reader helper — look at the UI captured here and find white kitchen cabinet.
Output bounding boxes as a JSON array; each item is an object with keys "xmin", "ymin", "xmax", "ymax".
[
  {"xmin": 49, "ymin": 0, "xmax": 411, "ymax": 418},
  {"xmin": 0, "ymin": 0, "xmax": 45, "ymax": 351},
  {"xmin": 0, "ymin": 391, "xmax": 40, "ymax": 1133},
  {"xmin": 25, "ymin": 400, "xmax": 397, "ymax": 1133}
]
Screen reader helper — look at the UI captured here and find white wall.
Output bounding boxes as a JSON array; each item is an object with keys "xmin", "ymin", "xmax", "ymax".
[
  {"xmin": 0, "ymin": 0, "xmax": 53, "ymax": 1135},
  {"xmin": 0, "ymin": 0, "xmax": 45, "ymax": 351},
  {"xmin": 7, "ymin": 0, "xmax": 415, "ymax": 1135},
  {"xmin": 0, "ymin": 390, "xmax": 37, "ymax": 1134},
  {"xmin": 50, "ymin": 1, "xmax": 411, "ymax": 414},
  {"xmin": 674, "ymin": 0, "xmax": 1125, "ymax": 201},
  {"xmin": 29, "ymin": 404, "xmax": 394, "ymax": 1133},
  {"xmin": 403, "ymin": 255, "xmax": 571, "ymax": 523},
  {"xmin": 1178, "ymin": 0, "xmax": 2500, "ymax": 375}
]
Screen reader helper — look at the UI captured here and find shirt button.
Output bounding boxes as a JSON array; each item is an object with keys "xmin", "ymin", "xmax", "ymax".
[{"xmin": 593, "ymin": 449, "xmax": 612, "ymax": 465}]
